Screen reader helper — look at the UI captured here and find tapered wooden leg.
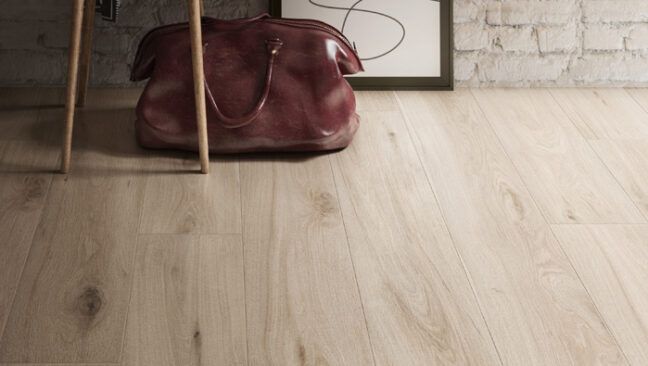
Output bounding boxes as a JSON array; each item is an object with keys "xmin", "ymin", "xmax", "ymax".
[
  {"xmin": 188, "ymin": 0, "xmax": 210, "ymax": 174},
  {"xmin": 77, "ymin": 0, "xmax": 96, "ymax": 107},
  {"xmin": 61, "ymin": 0, "xmax": 86, "ymax": 174},
  {"xmin": 200, "ymin": 0, "xmax": 205, "ymax": 15}
]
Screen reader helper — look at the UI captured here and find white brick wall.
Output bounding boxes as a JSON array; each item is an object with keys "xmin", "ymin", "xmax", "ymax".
[
  {"xmin": 457, "ymin": 0, "xmax": 648, "ymax": 86},
  {"xmin": 1, "ymin": 0, "xmax": 647, "ymax": 86},
  {"xmin": 0, "ymin": 0, "xmax": 252, "ymax": 85}
]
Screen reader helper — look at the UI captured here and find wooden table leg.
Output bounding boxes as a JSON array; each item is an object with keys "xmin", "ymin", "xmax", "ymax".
[
  {"xmin": 77, "ymin": 0, "xmax": 96, "ymax": 107},
  {"xmin": 188, "ymin": 0, "xmax": 210, "ymax": 174},
  {"xmin": 61, "ymin": 0, "xmax": 86, "ymax": 174}
]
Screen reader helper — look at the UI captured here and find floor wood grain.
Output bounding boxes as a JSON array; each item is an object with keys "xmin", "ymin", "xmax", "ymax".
[
  {"xmin": 590, "ymin": 139, "xmax": 648, "ymax": 220},
  {"xmin": 552, "ymin": 225, "xmax": 648, "ymax": 365},
  {"xmin": 551, "ymin": 88, "xmax": 648, "ymax": 140},
  {"xmin": 138, "ymin": 155, "xmax": 241, "ymax": 234},
  {"xmin": 330, "ymin": 93, "xmax": 501, "ymax": 365},
  {"xmin": 472, "ymin": 89, "xmax": 643, "ymax": 224},
  {"xmin": 240, "ymin": 155, "xmax": 375, "ymax": 366},
  {"xmin": 0, "ymin": 101, "xmax": 145, "ymax": 363},
  {"xmin": 121, "ymin": 234, "xmax": 247, "ymax": 366},
  {"xmin": 0, "ymin": 142, "xmax": 58, "ymax": 342},
  {"xmin": 354, "ymin": 91, "xmax": 401, "ymax": 112},
  {"xmin": 2, "ymin": 88, "xmax": 648, "ymax": 365},
  {"xmin": 627, "ymin": 88, "xmax": 648, "ymax": 113},
  {"xmin": 397, "ymin": 90, "xmax": 627, "ymax": 366},
  {"xmin": 0, "ymin": 364, "xmax": 117, "ymax": 366}
]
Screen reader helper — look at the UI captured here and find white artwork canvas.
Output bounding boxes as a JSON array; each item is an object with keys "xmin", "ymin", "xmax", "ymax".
[{"xmin": 280, "ymin": 0, "xmax": 441, "ymax": 78}]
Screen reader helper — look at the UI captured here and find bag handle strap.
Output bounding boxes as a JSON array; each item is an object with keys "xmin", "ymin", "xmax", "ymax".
[{"xmin": 203, "ymin": 38, "xmax": 283, "ymax": 129}]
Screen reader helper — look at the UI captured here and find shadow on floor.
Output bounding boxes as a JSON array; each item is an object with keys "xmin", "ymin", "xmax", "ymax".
[{"xmin": 2, "ymin": 89, "xmax": 336, "ymax": 175}]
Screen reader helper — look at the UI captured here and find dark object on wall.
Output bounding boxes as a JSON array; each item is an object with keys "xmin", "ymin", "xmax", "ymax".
[
  {"xmin": 95, "ymin": 0, "xmax": 120, "ymax": 22},
  {"xmin": 131, "ymin": 14, "xmax": 363, "ymax": 153},
  {"xmin": 270, "ymin": 0, "xmax": 453, "ymax": 90}
]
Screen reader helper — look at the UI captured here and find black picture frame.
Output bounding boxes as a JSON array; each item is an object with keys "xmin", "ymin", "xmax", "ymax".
[{"xmin": 269, "ymin": 0, "xmax": 453, "ymax": 90}]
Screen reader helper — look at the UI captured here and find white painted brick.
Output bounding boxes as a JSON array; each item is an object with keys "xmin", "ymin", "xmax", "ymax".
[
  {"xmin": 37, "ymin": 23, "xmax": 69, "ymax": 49},
  {"xmin": 93, "ymin": 54, "xmax": 133, "ymax": 85},
  {"xmin": 627, "ymin": 24, "xmax": 648, "ymax": 51},
  {"xmin": 114, "ymin": 1, "xmax": 160, "ymax": 27},
  {"xmin": 454, "ymin": 0, "xmax": 482, "ymax": 23},
  {"xmin": 455, "ymin": 23, "xmax": 490, "ymax": 51},
  {"xmin": 2, "ymin": 0, "xmax": 648, "ymax": 86},
  {"xmin": 487, "ymin": 1, "xmax": 577, "ymax": 25},
  {"xmin": 94, "ymin": 29, "xmax": 133, "ymax": 54},
  {"xmin": 494, "ymin": 26, "xmax": 537, "ymax": 52},
  {"xmin": 0, "ymin": 23, "xmax": 41, "ymax": 50},
  {"xmin": 0, "ymin": 0, "xmax": 70, "ymax": 21},
  {"xmin": 583, "ymin": 25, "xmax": 628, "ymax": 51},
  {"xmin": 454, "ymin": 54, "xmax": 477, "ymax": 81},
  {"xmin": 0, "ymin": 0, "xmax": 259, "ymax": 86},
  {"xmin": 567, "ymin": 54, "xmax": 648, "ymax": 82},
  {"xmin": 537, "ymin": 25, "xmax": 578, "ymax": 53},
  {"xmin": 583, "ymin": 1, "xmax": 648, "ymax": 23},
  {"xmin": 478, "ymin": 55, "xmax": 569, "ymax": 82},
  {"xmin": 0, "ymin": 50, "xmax": 66, "ymax": 85}
]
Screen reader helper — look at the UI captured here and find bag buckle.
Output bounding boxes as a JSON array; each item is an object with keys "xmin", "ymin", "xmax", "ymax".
[{"xmin": 266, "ymin": 38, "xmax": 284, "ymax": 55}]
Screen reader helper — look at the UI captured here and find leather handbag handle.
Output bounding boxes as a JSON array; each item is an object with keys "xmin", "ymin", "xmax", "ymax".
[{"xmin": 203, "ymin": 39, "xmax": 283, "ymax": 129}]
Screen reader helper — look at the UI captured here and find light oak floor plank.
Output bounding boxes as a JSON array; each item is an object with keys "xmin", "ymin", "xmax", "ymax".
[
  {"xmin": 121, "ymin": 234, "xmax": 247, "ymax": 366},
  {"xmin": 0, "ymin": 88, "xmax": 42, "ymax": 109},
  {"xmin": 0, "ymin": 88, "xmax": 72, "ymax": 143},
  {"xmin": 0, "ymin": 364, "xmax": 117, "ymax": 366},
  {"xmin": 550, "ymin": 89, "xmax": 648, "ymax": 140},
  {"xmin": 138, "ymin": 155, "xmax": 241, "ymax": 234},
  {"xmin": 397, "ymin": 90, "xmax": 627, "ymax": 366},
  {"xmin": 330, "ymin": 92, "xmax": 501, "ymax": 365},
  {"xmin": 551, "ymin": 225, "xmax": 648, "ymax": 365},
  {"xmin": 0, "ymin": 88, "xmax": 61, "ymax": 342},
  {"xmin": 0, "ymin": 93, "xmax": 146, "ymax": 363},
  {"xmin": 355, "ymin": 91, "xmax": 401, "ymax": 112},
  {"xmin": 471, "ymin": 89, "xmax": 643, "ymax": 224},
  {"xmin": 79, "ymin": 89, "xmax": 243, "ymax": 235},
  {"xmin": 0, "ymin": 141, "xmax": 58, "ymax": 344},
  {"xmin": 240, "ymin": 155, "xmax": 375, "ymax": 366},
  {"xmin": 3, "ymin": 87, "xmax": 648, "ymax": 366},
  {"xmin": 627, "ymin": 88, "xmax": 648, "ymax": 113},
  {"xmin": 590, "ymin": 140, "xmax": 648, "ymax": 220},
  {"xmin": 130, "ymin": 85, "xmax": 240, "ymax": 235}
]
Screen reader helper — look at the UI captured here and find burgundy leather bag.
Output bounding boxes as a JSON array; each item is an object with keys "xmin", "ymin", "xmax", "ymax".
[{"xmin": 131, "ymin": 13, "xmax": 364, "ymax": 153}]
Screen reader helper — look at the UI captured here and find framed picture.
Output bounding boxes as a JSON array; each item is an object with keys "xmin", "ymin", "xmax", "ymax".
[{"xmin": 269, "ymin": 0, "xmax": 453, "ymax": 90}]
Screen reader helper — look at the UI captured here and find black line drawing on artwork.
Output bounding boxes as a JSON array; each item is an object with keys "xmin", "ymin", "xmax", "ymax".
[{"xmin": 308, "ymin": 0, "xmax": 439, "ymax": 61}]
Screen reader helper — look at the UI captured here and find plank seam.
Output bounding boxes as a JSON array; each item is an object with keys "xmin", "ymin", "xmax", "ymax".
[
  {"xmin": 0, "ymin": 88, "xmax": 58, "ymax": 348},
  {"xmin": 327, "ymin": 156, "xmax": 379, "ymax": 366},
  {"xmin": 548, "ymin": 89, "xmax": 648, "ymax": 224},
  {"xmin": 393, "ymin": 90, "xmax": 505, "ymax": 366},
  {"xmin": 473, "ymin": 89, "xmax": 632, "ymax": 365}
]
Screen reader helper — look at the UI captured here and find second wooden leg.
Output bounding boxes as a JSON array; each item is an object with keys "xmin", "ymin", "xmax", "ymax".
[
  {"xmin": 61, "ymin": 0, "xmax": 86, "ymax": 174},
  {"xmin": 188, "ymin": 0, "xmax": 210, "ymax": 174},
  {"xmin": 77, "ymin": 0, "xmax": 96, "ymax": 107}
]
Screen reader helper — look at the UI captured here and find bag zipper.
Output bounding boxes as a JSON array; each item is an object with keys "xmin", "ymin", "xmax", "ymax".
[{"xmin": 133, "ymin": 15, "xmax": 362, "ymax": 79}]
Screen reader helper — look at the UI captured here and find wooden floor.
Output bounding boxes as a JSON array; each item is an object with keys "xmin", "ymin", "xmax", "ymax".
[{"xmin": 1, "ymin": 88, "xmax": 647, "ymax": 365}]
